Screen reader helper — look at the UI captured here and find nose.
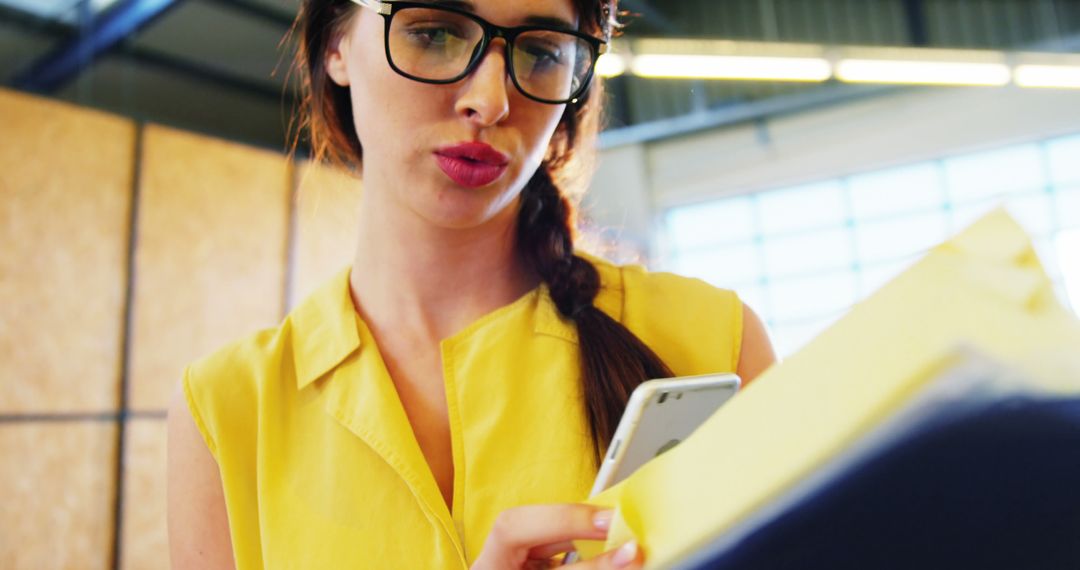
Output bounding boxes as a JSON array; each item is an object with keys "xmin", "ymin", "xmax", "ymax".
[{"xmin": 454, "ymin": 40, "xmax": 511, "ymax": 127}]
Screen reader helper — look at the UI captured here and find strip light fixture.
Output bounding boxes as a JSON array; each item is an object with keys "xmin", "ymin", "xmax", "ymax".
[
  {"xmin": 599, "ymin": 39, "xmax": 1080, "ymax": 90},
  {"xmin": 834, "ymin": 47, "xmax": 1011, "ymax": 86},
  {"xmin": 630, "ymin": 54, "xmax": 832, "ymax": 81},
  {"xmin": 1013, "ymin": 53, "xmax": 1080, "ymax": 89},
  {"xmin": 622, "ymin": 39, "xmax": 832, "ymax": 82}
]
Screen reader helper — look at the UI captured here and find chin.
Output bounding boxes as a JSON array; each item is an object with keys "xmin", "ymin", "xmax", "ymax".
[{"xmin": 418, "ymin": 184, "xmax": 521, "ymax": 231}]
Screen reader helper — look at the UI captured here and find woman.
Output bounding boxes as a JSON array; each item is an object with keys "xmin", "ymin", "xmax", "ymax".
[{"xmin": 167, "ymin": 0, "xmax": 777, "ymax": 567}]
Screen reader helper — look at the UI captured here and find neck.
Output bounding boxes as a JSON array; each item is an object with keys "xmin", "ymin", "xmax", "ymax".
[{"xmin": 349, "ymin": 190, "xmax": 537, "ymax": 344}]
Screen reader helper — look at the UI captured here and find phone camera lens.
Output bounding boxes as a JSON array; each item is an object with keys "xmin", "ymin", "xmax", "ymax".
[{"xmin": 659, "ymin": 392, "xmax": 668, "ymax": 404}]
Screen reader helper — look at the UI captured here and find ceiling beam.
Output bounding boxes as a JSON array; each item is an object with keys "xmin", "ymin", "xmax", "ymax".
[
  {"xmin": 902, "ymin": 0, "xmax": 929, "ymax": 46},
  {"xmin": 12, "ymin": 0, "xmax": 185, "ymax": 93},
  {"xmin": 202, "ymin": 0, "xmax": 295, "ymax": 28},
  {"xmin": 620, "ymin": 0, "xmax": 680, "ymax": 35}
]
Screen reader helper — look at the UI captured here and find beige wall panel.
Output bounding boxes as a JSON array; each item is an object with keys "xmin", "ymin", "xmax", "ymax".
[
  {"xmin": 129, "ymin": 124, "xmax": 290, "ymax": 411},
  {"xmin": 121, "ymin": 419, "xmax": 168, "ymax": 570},
  {"xmin": 0, "ymin": 422, "xmax": 116, "ymax": 569},
  {"xmin": 289, "ymin": 160, "xmax": 361, "ymax": 309},
  {"xmin": 0, "ymin": 88, "xmax": 135, "ymax": 413}
]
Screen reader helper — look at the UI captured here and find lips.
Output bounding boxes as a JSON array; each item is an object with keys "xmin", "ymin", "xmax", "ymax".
[{"xmin": 433, "ymin": 142, "xmax": 510, "ymax": 189}]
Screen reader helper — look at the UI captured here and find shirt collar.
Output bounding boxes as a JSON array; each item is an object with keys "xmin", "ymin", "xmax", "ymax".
[
  {"xmin": 290, "ymin": 256, "xmax": 625, "ymax": 390},
  {"xmin": 291, "ymin": 266, "xmax": 362, "ymax": 390}
]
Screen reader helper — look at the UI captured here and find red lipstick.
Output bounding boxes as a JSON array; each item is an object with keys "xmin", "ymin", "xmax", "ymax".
[{"xmin": 434, "ymin": 142, "xmax": 510, "ymax": 188}]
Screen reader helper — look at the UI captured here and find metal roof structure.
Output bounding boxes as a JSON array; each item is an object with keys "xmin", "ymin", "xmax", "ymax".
[{"xmin": 3, "ymin": 0, "xmax": 1079, "ymax": 151}]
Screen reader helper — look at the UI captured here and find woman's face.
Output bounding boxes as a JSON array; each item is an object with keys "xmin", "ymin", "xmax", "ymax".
[{"xmin": 326, "ymin": 0, "xmax": 579, "ymax": 231}]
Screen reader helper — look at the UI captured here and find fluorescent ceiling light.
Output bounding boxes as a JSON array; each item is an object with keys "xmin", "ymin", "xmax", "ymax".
[
  {"xmin": 1012, "ymin": 53, "xmax": 1080, "ymax": 89},
  {"xmin": 835, "ymin": 46, "xmax": 1011, "ymax": 86},
  {"xmin": 836, "ymin": 59, "xmax": 1011, "ymax": 86},
  {"xmin": 596, "ymin": 40, "xmax": 1080, "ymax": 89},
  {"xmin": 630, "ymin": 54, "xmax": 831, "ymax": 81},
  {"xmin": 596, "ymin": 53, "xmax": 628, "ymax": 78},
  {"xmin": 1015, "ymin": 65, "xmax": 1080, "ymax": 89}
]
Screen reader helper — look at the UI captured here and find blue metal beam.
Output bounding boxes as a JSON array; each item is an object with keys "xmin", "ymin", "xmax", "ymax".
[{"xmin": 13, "ymin": 0, "xmax": 184, "ymax": 93}]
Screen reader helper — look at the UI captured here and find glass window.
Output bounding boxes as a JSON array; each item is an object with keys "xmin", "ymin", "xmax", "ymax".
[
  {"xmin": 848, "ymin": 163, "xmax": 944, "ymax": 220},
  {"xmin": 767, "ymin": 271, "xmax": 857, "ymax": 320},
  {"xmin": 757, "ymin": 180, "xmax": 847, "ymax": 235},
  {"xmin": 665, "ymin": 196, "xmax": 755, "ymax": 250},
  {"xmin": 1055, "ymin": 187, "xmax": 1080, "ymax": 229},
  {"xmin": 660, "ymin": 129, "xmax": 1080, "ymax": 356},
  {"xmin": 670, "ymin": 242, "xmax": 762, "ymax": 288},
  {"xmin": 762, "ymin": 227, "xmax": 853, "ymax": 278},
  {"xmin": 858, "ymin": 257, "xmax": 918, "ymax": 298},
  {"xmin": 770, "ymin": 312, "xmax": 844, "ymax": 357},
  {"xmin": 944, "ymin": 145, "xmax": 1045, "ymax": 204},
  {"xmin": 732, "ymin": 284, "xmax": 769, "ymax": 320},
  {"xmin": 1002, "ymin": 192, "xmax": 1055, "ymax": 238},
  {"xmin": 1047, "ymin": 134, "xmax": 1080, "ymax": 186},
  {"xmin": 854, "ymin": 210, "xmax": 950, "ymax": 264}
]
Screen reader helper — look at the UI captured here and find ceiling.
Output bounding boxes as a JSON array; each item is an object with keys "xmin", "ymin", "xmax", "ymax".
[{"xmin": 3, "ymin": 0, "xmax": 1079, "ymax": 152}]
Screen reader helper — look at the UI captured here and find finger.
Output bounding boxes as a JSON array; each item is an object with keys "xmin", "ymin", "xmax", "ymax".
[
  {"xmin": 526, "ymin": 540, "xmax": 575, "ymax": 560},
  {"xmin": 488, "ymin": 504, "xmax": 612, "ymax": 553},
  {"xmin": 570, "ymin": 541, "xmax": 642, "ymax": 570}
]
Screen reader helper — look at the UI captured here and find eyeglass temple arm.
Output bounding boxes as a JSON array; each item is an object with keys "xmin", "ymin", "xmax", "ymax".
[{"xmin": 349, "ymin": 0, "xmax": 391, "ymax": 16}]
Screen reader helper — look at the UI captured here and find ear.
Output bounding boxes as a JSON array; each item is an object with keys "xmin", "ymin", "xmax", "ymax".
[{"xmin": 325, "ymin": 32, "xmax": 351, "ymax": 87}]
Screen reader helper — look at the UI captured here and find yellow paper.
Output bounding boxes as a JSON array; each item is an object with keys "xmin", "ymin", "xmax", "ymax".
[{"xmin": 575, "ymin": 209, "xmax": 1080, "ymax": 566}]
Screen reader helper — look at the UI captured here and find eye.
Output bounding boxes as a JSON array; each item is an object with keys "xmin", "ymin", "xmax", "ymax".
[
  {"xmin": 518, "ymin": 38, "xmax": 567, "ymax": 70},
  {"xmin": 402, "ymin": 22, "xmax": 468, "ymax": 48}
]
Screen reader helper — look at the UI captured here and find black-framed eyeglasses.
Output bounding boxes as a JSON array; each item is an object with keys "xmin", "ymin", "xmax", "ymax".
[{"xmin": 349, "ymin": 0, "xmax": 608, "ymax": 104}]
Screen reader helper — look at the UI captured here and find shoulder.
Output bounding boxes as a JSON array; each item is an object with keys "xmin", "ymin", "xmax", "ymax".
[
  {"xmin": 185, "ymin": 324, "xmax": 289, "ymax": 401},
  {"xmin": 182, "ymin": 267, "xmax": 358, "ymax": 455},
  {"xmin": 588, "ymin": 254, "xmax": 741, "ymax": 322},
  {"xmin": 182, "ymin": 324, "xmax": 292, "ymax": 456},
  {"xmin": 587, "ymin": 255, "xmax": 744, "ymax": 376}
]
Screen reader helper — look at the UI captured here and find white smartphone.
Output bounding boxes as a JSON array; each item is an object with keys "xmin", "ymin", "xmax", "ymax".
[{"xmin": 589, "ymin": 373, "xmax": 741, "ymax": 497}]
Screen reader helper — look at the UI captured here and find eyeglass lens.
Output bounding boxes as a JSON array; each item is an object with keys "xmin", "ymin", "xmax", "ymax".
[{"xmin": 387, "ymin": 6, "xmax": 595, "ymax": 102}]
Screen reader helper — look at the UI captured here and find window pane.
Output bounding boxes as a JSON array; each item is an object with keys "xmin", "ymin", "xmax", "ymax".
[
  {"xmin": 848, "ymin": 162, "xmax": 944, "ymax": 220},
  {"xmin": 757, "ymin": 181, "xmax": 847, "ymax": 235},
  {"xmin": 665, "ymin": 197, "xmax": 755, "ymax": 250},
  {"xmin": 1002, "ymin": 191, "xmax": 1054, "ymax": 238},
  {"xmin": 670, "ymin": 242, "xmax": 762, "ymax": 287},
  {"xmin": 762, "ymin": 227, "xmax": 853, "ymax": 277},
  {"xmin": 855, "ymin": 210, "xmax": 949, "ymax": 263},
  {"xmin": 859, "ymin": 257, "xmax": 918, "ymax": 298},
  {"xmin": 1047, "ymin": 134, "xmax": 1080, "ymax": 186},
  {"xmin": 950, "ymin": 198, "xmax": 1001, "ymax": 231},
  {"xmin": 771, "ymin": 312, "xmax": 845, "ymax": 357},
  {"xmin": 732, "ymin": 284, "xmax": 769, "ymax": 321},
  {"xmin": 944, "ymin": 145, "xmax": 1045, "ymax": 204},
  {"xmin": 768, "ymin": 271, "xmax": 857, "ymax": 320},
  {"xmin": 1056, "ymin": 186, "xmax": 1080, "ymax": 229}
]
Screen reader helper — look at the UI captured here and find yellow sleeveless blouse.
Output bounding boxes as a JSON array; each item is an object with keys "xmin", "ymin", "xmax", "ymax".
[{"xmin": 183, "ymin": 258, "xmax": 743, "ymax": 569}]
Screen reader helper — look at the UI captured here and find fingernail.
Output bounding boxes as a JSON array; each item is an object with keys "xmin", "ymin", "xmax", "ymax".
[
  {"xmin": 593, "ymin": 510, "xmax": 614, "ymax": 531},
  {"xmin": 612, "ymin": 541, "xmax": 638, "ymax": 567}
]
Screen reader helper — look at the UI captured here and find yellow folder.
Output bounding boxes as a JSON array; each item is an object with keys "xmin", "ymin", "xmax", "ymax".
[{"xmin": 575, "ymin": 209, "xmax": 1080, "ymax": 567}]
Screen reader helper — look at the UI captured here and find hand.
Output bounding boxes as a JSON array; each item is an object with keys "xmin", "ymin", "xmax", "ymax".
[{"xmin": 470, "ymin": 504, "xmax": 643, "ymax": 569}]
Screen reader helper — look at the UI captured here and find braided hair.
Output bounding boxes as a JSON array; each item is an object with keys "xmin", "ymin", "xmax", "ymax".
[
  {"xmin": 292, "ymin": 0, "xmax": 673, "ymax": 463},
  {"xmin": 518, "ymin": 166, "xmax": 673, "ymax": 459}
]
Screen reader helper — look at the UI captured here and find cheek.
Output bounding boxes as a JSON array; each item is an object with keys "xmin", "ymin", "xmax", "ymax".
[{"xmin": 528, "ymin": 106, "xmax": 568, "ymax": 164}]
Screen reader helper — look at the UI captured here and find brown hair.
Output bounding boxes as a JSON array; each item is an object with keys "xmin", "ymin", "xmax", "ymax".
[{"xmin": 291, "ymin": 0, "xmax": 672, "ymax": 463}]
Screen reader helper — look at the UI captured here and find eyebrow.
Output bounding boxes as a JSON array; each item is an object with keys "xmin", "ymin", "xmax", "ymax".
[{"xmin": 428, "ymin": 0, "xmax": 578, "ymax": 31}]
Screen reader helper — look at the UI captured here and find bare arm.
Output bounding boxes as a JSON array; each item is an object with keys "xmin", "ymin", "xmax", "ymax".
[
  {"xmin": 167, "ymin": 382, "xmax": 236, "ymax": 570},
  {"xmin": 736, "ymin": 302, "xmax": 778, "ymax": 386}
]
